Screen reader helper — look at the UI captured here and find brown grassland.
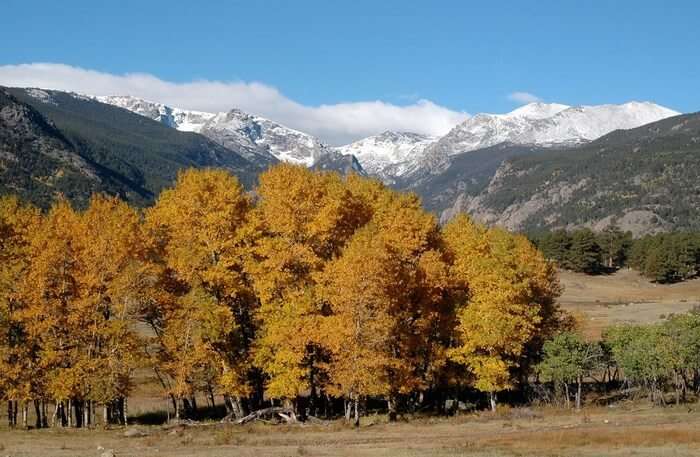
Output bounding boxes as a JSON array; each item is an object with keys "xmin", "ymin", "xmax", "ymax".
[{"xmin": 2, "ymin": 270, "xmax": 699, "ymax": 457}]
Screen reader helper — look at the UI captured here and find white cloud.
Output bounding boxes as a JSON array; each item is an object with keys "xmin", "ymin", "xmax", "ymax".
[
  {"xmin": 508, "ymin": 91, "xmax": 542, "ymax": 104},
  {"xmin": 0, "ymin": 63, "xmax": 469, "ymax": 145}
]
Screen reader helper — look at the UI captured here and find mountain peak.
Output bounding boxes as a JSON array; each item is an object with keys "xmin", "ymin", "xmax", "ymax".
[
  {"xmin": 96, "ymin": 96, "xmax": 333, "ymax": 167},
  {"xmin": 506, "ymin": 102, "xmax": 570, "ymax": 119},
  {"xmin": 334, "ymin": 131, "xmax": 436, "ymax": 182}
]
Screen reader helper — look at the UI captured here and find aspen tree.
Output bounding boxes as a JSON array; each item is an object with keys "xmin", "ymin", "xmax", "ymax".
[
  {"xmin": 0, "ymin": 197, "xmax": 41, "ymax": 427},
  {"xmin": 246, "ymin": 164, "xmax": 368, "ymax": 412},
  {"xmin": 146, "ymin": 169, "xmax": 255, "ymax": 419},
  {"xmin": 443, "ymin": 215, "xmax": 560, "ymax": 411}
]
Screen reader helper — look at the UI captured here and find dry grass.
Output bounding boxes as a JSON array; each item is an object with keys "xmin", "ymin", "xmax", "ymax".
[
  {"xmin": 558, "ymin": 269, "xmax": 700, "ymax": 338},
  {"xmin": 1, "ymin": 404, "xmax": 700, "ymax": 456}
]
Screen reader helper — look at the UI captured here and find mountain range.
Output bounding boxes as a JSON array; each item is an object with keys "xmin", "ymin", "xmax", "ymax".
[{"xmin": 2, "ymin": 85, "xmax": 694, "ymax": 235}]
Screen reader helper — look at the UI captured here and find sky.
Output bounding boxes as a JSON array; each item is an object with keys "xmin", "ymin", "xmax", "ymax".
[{"xmin": 1, "ymin": 0, "xmax": 698, "ymax": 144}]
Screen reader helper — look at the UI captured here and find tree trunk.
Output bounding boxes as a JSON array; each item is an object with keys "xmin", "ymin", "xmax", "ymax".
[
  {"xmin": 42, "ymin": 401, "xmax": 48, "ymax": 428},
  {"xmin": 34, "ymin": 399, "xmax": 42, "ymax": 428},
  {"xmin": 344, "ymin": 398, "xmax": 351, "ymax": 421},
  {"xmin": 22, "ymin": 401, "xmax": 28, "ymax": 428},
  {"xmin": 8, "ymin": 400, "xmax": 14, "ymax": 427},
  {"xmin": 52, "ymin": 402, "xmax": 59, "ymax": 428},
  {"xmin": 353, "ymin": 398, "xmax": 360, "ymax": 427},
  {"xmin": 122, "ymin": 397, "xmax": 128, "ymax": 425},
  {"xmin": 175, "ymin": 397, "xmax": 180, "ymax": 421},
  {"xmin": 387, "ymin": 396, "xmax": 397, "ymax": 422},
  {"xmin": 236, "ymin": 396, "xmax": 248, "ymax": 418},
  {"xmin": 207, "ymin": 385, "xmax": 216, "ymax": 409},
  {"xmin": 564, "ymin": 383, "xmax": 570, "ymax": 409},
  {"xmin": 489, "ymin": 392, "xmax": 497, "ymax": 413},
  {"xmin": 576, "ymin": 376, "xmax": 582, "ymax": 410}
]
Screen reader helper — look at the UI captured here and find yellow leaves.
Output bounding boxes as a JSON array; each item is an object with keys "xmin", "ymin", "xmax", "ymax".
[
  {"xmin": 16, "ymin": 195, "xmax": 149, "ymax": 402},
  {"xmin": 0, "ymin": 164, "xmax": 564, "ymax": 410},
  {"xmin": 444, "ymin": 214, "xmax": 562, "ymax": 394},
  {"xmin": 0, "ymin": 197, "xmax": 41, "ymax": 400},
  {"xmin": 147, "ymin": 168, "xmax": 251, "ymax": 290},
  {"xmin": 469, "ymin": 356, "xmax": 513, "ymax": 393},
  {"xmin": 146, "ymin": 169, "xmax": 255, "ymax": 400},
  {"xmin": 256, "ymin": 163, "xmax": 369, "ymax": 258}
]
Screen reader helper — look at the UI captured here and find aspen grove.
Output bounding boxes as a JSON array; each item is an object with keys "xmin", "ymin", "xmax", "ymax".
[{"xmin": 0, "ymin": 164, "xmax": 565, "ymax": 428}]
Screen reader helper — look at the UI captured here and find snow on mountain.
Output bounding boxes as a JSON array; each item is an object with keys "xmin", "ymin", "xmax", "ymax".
[
  {"xmin": 96, "ymin": 96, "xmax": 332, "ymax": 167},
  {"xmin": 431, "ymin": 101, "xmax": 679, "ymax": 157},
  {"xmin": 96, "ymin": 95, "xmax": 215, "ymax": 132},
  {"xmin": 411, "ymin": 101, "xmax": 680, "ymax": 178},
  {"xmin": 197, "ymin": 109, "xmax": 332, "ymax": 167},
  {"xmin": 334, "ymin": 131, "xmax": 436, "ymax": 181},
  {"xmin": 506, "ymin": 102, "xmax": 570, "ymax": 119},
  {"xmin": 93, "ymin": 94, "xmax": 680, "ymax": 180}
]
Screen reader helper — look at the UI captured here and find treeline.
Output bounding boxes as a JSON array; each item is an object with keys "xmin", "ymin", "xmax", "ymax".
[
  {"xmin": 0, "ymin": 164, "xmax": 564, "ymax": 429},
  {"xmin": 530, "ymin": 228, "xmax": 700, "ymax": 283},
  {"xmin": 537, "ymin": 311, "xmax": 700, "ymax": 408}
]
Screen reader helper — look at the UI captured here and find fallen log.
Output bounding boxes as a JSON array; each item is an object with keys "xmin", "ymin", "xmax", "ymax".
[{"xmin": 222, "ymin": 406, "xmax": 298, "ymax": 425}]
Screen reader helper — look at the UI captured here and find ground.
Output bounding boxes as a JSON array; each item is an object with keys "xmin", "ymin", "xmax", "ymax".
[
  {"xmin": 2, "ymin": 269, "xmax": 699, "ymax": 456},
  {"xmin": 2, "ymin": 404, "xmax": 700, "ymax": 456},
  {"xmin": 558, "ymin": 269, "xmax": 700, "ymax": 338}
]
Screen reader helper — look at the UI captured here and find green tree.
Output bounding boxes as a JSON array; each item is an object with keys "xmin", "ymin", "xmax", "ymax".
[
  {"xmin": 537, "ymin": 332, "xmax": 602, "ymax": 409},
  {"xmin": 604, "ymin": 324, "xmax": 675, "ymax": 404},
  {"xmin": 567, "ymin": 229, "xmax": 602, "ymax": 274},
  {"xmin": 598, "ymin": 226, "xmax": 632, "ymax": 270}
]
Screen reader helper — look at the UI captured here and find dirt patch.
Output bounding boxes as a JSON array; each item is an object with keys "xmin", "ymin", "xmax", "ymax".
[{"xmin": 558, "ymin": 269, "xmax": 700, "ymax": 338}]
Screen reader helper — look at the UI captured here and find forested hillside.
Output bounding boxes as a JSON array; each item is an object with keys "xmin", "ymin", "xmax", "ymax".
[
  {"xmin": 458, "ymin": 112, "xmax": 700, "ymax": 234},
  {"xmin": 2, "ymin": 87, "xmax": 263, "ymax": 207},
  {"xmin": 0, "ymin": 89, "xmax": 142, "ymax": 208}
]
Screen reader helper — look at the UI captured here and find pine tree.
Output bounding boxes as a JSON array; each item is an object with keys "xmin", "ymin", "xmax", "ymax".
[{"xmin": 568, "ymin": 229, "xmax": 602, "ymax": 274}]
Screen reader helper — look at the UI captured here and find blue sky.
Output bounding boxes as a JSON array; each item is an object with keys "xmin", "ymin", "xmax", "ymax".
[{"xmin": 1, "ymin": 0, "xmax": 698, "ymax": 143}]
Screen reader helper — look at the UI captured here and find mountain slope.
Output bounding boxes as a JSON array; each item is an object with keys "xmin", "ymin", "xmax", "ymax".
[
  {"xmin": 0, "ymin": 89, "xmax": 138, "ymax": 208},
  {"xmin": 335, "ymin": 101, "xmax": 679, "ymax": 184},
  {"xmin": 406, "ymin": 143, "xmax": 548, "ymax": 216},
  {"xmin": 96, "ymin": 95, "xmax": 215, "ymax": 132},
  {"xmin": 425, "ymin": 102, "xmax": 678, "ymax": 160},
  {"xmin": 9, "ymin": 88, "xmax": 262, "ymax": 196},
  {"xmin": 334, "ymin": 131, "xmax": 435, "ymax": 182},
  {"xmin": 454, "ymin": 112, "xmax": 700, "ymax": 235},
  {"xmin": 97, "ymin": 95, "xmax": 332, "ymax": 167}
]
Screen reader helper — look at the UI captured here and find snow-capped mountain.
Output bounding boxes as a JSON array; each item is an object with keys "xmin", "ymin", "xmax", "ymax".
[
  {"xmin": 96, "ymin": 95, "xmax": 331, "ymax": 167},
  {"xmin": 334, "ymin": 101, "xmax": 679, "ymax": 182},
  {"xmin": 430, "ymin": 101, "xmax": 678, "ymax": 157},
  {"xmin": 199, "ymin": 109, "xmax": 330, "ymax": 167},
  {"xmin": 96, "ymin": 95, "xmax": 215, "ymax": 132},
  {"xmin": 334, "ymin": 131, "xmax": 436, "ymax": 182},
  {"xmin": 96, "ymin": 94, "xmax": 680, "ymax": 181},
  {"xmin": 411, "ymin": 101, "xmax": 680, "ymax": 177}
]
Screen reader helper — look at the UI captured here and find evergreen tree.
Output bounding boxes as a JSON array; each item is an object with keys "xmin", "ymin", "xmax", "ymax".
[{"xmin": 567, "ymin": 229, "xmax": 603, "ymax": 274}]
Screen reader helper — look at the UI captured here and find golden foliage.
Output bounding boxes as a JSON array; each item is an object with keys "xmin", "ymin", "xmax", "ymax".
[
  {"xmin": 443, "ymin": 214, "xmax": 561, "ymax": 394},
  {"xmin": 0, "ymin": 165, "xmax": 564, "ymax": 420}
]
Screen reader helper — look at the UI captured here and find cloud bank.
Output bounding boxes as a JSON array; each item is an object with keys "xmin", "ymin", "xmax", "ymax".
[
  {"xmin": 0, "ymin": 63, "xmax": 469, "ymax": 145},
  {"xmin": 508, "ymin": 91, "xmax": 542, "ymax": 104}
]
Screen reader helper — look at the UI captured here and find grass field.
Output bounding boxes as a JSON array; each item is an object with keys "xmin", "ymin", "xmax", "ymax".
[
  {"xmin": 2, "ymin": 269, "xmax": 699, "ymax": 456},
  {"xmin": 558, "ymin": 269, "xmax": 700, "ymax": 338},
  {"xmin": 2, "ymin": 404, "xmax": 700, "ymax": 456}
]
